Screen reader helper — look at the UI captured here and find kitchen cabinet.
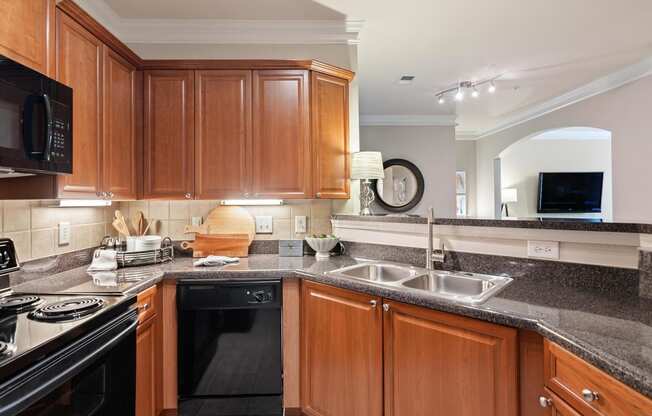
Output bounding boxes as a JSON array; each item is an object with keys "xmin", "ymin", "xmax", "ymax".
[
  {"xmin": 542, "ymin": 340, "xmax": 652, "ymax": 416},
  {"xmin": 300, "ymin": 281, "xmax": 518, "ymax": 416},
  {"xmin": 301, "ymin": 281, "xmax": 383, "ymax": 416},
  {"xmin": 0, "ymin": 0, "xmax": 55, "ymax": 76},
  {"xmin": 143, "ymin": 70, "xmax": 195, "ymax": 199},
  {"xmin": 252, "ymin": 70, "xmax": 312, "ymax": 199},
  {"xmin": 383, "ymin": 300, "xmax": 518, "ymax": 416},
  {"xmin": 195, "ymin": 70, "xmax": 252, "ymax": 199},
  {"xmin": 102, "ymin": 46, "xmax": 138, "ymax": 200},
  {"xmin": 136, "ymin": 285, "xmax": 161, "ymax": 416},
  {"xmin": 311, "ymin": 72, "xmax": 350, "ymax": 199},
  {"xmin": 55, "ymin": 10, "xmax": 103, "ymax": 198},
  {"xmin": 541, "ymin": 388, "xmax": 583, "ymax": 416}
]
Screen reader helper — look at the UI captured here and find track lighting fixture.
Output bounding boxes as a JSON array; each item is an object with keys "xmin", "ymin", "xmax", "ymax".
[
  {"xmin": 434, "ymin": 76, "xmax": 500, "ymax": 104},
  {"xmin": 488, "ymin": 81, "xmax": 496, "ymax": 93},
  {"xmin": 454, "ymin": 88, "xmax": 464, "ymax": 101}
]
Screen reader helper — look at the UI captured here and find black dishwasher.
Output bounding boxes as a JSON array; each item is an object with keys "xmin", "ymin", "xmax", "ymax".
[{"xmin": 177, "ymin": 280, "xmax": 283, "ymax": 416}]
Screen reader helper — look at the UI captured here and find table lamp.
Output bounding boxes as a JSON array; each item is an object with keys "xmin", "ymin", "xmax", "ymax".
[{"xmin": 351, "ymin": 152, "xmax": 385, "ymax": 216}]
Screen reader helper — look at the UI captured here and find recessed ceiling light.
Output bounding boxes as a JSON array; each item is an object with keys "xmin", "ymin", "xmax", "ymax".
[{"xmin": 398, "ymin": 75, "xmax": 415, "ymax": 84}]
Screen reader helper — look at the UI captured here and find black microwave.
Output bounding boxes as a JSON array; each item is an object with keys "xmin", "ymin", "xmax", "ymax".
[{"xmin": 0, "ymin": 54, "xmax": 72, "ymax": 176}]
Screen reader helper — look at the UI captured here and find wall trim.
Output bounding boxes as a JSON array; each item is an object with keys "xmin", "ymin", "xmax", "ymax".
[
  {"xmin": 74, "ymin": 0, "xmax": 363, "ymax": 45},
  {"xmin": 456, "ymin": 55, "xmax": 652, "ymax": 140},
  {"xmin": 360, "ymin": 114, "xmax": 458, "ymax": 127}
]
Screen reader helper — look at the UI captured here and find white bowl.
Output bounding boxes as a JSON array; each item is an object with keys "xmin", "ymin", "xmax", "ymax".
[
  {"xmin": 305, "ymin": 237, "xmax": 339, "ymax": 260},
  {"xmin": 127, "ymin": 236, "xmax": 162, "ymax": 252}
]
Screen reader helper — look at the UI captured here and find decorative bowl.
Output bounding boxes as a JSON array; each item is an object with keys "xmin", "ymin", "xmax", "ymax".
[{"xmin": 305, "ymin": 236, "xmax": 339, "ymax": 260}]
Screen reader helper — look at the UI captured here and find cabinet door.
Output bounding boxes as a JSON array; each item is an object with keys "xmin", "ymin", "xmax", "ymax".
[
  {"xmin": 136, "ymin": 316, "xmax": 156, "ymax": 416},
  {"xmin": 311, "ymin": 72, "xmax": 349, "ymax": 199},
  {"xmin": 102, "ymin": 46, "xmax": 137, "ymax": 200},
  {"xmin": 252, "ymin": 70, "xmax": 311, "ymax": 198},
  {"xmin": 383, "ymin": 301, "xmax": 518, "ymax": 416},
  {"xmin": 195, "ymin": 70, "xmax": 252, "ymax": 199},
  {"xmin": 56, "ymin": 10, "xmax": 103, "ymax": 197},
  {"xmin": 143, "ymin": 70, "xmax": 194, "ymax": 199},
  {"xmin": 0, "ymin": 0, "xmax": 54, "ymax": 75},
  {"xmin": 301, "ymin": 281, "xmax": 383, "ymax": 416},
  {"xmin": 541, "ymin": 388, "xmax": 583, "ymax": 416}
]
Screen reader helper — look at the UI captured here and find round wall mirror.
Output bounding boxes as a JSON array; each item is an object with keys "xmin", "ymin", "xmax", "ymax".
[{"xmin": 373, "ymin": 159, "xmax": 425, "ymax": 212}]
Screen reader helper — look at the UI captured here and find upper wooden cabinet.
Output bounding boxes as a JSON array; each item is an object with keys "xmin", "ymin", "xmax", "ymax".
[
  {"xmin": 143, "ymin": 70, "xmax": 195, "ymax": 200},
  {"xmin": 55, "ymin": 10, "xmax": 103, "ymax": 198},
  {"xmin": 301, "ymin": 281, "xmax": 383, "ymax": 416},
  {"xmin": 252, "ymin": 70, "xmax": 312, "ymax": 199},
  {"xmin": 0, "ymin": 0, "xmax": 55, "ymax": 75},
  {"xmin": 195, "ymin": 70, "xmax": 252, "ymax": 199},
  {"xmin": 103, "ymin": 46, "xmax": 138, "ymax": 200},
  {"xmin": 311, "ymin": 72, "xmax": 350, "ymax": 199},
  {"xmin": 383, "ymin": 300, "xmax": 518, "ymax": 416}
]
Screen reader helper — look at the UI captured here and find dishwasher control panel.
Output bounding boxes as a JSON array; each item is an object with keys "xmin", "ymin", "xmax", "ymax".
[{"xmin": 177, "ymin": 280, "xmax": 282, "ymax": 310}]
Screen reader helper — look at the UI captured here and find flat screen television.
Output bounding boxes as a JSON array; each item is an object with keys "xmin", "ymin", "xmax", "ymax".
[{"xmin": 537, "ymin": 172, "xmax": 604, "ymax": 213}]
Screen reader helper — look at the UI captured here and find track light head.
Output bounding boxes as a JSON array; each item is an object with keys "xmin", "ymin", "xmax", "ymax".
[
  {"xmin": 488, "ymin": 81, "xmax": 496, "ymax": 93},
  {"xmin": 437, "ymin": 95, "xmax": 445, "ymax": 104},
  {"xmin": 454, "ymin": 88, "xmax": 464, "ymax": 101},
  {"xmin": 471, "ymin": 87, "xmax": 479, "ymax": 98}
]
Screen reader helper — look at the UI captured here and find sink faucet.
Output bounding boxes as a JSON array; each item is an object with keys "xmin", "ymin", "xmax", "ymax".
[{"xmin": 426, "ymin": 207, "xmax": 446, "ymax": 270}]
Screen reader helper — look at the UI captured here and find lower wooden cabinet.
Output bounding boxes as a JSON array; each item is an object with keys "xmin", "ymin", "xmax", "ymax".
[
  {"xmin": 541, "ymin": 388, "xmax": 583, "ymax": 416},
  {"xmin": 301, "ymin": 281, "xmax": 383, "ymax": 416},
  {"xmin": 300, "ymin": 281, "xmax": 518, "ymax": 416},
  {"xmin": 383, "ymin": 300, "xmax": 518, "ymax": 416},
  {"xmin": 136, "ymin": 285, "xmax": 161, "ymax": 416}
]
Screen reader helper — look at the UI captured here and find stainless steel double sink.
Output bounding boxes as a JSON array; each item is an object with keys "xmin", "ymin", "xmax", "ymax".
[{"xmin": 327, "ymin": 262, "xmax": 513, "ymax": 305}]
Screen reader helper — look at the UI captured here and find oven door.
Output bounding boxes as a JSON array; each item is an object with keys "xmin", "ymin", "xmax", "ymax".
[{"xmin": 0, "ymin": 310, "xmax": 137, "ymax": 416}]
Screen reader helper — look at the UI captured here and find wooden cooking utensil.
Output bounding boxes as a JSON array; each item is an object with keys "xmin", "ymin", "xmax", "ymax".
[
  {"xmin": 180, "ymin": 234, "xmax": 250, "ymax": 258},
  {"xmin": 132, "ymin": 211, "xmax": 145, "ymax": 236},
  {"xmin": 114, "ymin": 210, "xmax": 133, "ymax": 236},
  {"xmin": 112, "ymin": 218, "xmax": 131, "ymax": 237}
]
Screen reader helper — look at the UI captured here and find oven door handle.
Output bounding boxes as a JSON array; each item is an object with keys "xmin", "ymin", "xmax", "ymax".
[
  {"xmin": 22, "ymin": 93, "xmax": 53, "ymax": 161},
  {"xmin": 0, "ymin": 312, "xmax": 138, "ymax": 416}
]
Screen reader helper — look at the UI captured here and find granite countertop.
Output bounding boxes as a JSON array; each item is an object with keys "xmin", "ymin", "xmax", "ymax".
[
  {"xmin": 12, "ymin": 254, "xmax": 652, "ymax": 398},
  {"xmin": 332, "ymin": 214, "xmax": 652, "ymax": 233}
]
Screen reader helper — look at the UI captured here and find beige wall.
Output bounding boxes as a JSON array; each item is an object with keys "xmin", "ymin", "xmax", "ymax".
[
  {"xmin": 360, "ymin": 125, "xmax": 457, "ymax": 217},
  {"xmin": 475, "ymin": 73, "xmax": 652, "ymax": 222},
  {"xmin": 455, "ymin": 140, "xmax": 477, "ymax": 217}
]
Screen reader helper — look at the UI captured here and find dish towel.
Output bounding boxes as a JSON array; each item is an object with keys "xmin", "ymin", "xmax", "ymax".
[
  {"xmin": 87, "ymin": 249, "xmax": 118, "ymax": 272},
  {"xmin": 193, "ymin": 256, "xmax": 240, "ymax": 267},
  {"xmin": 89, "ymin": 271, "xmax": 118, "ymax": 287}
]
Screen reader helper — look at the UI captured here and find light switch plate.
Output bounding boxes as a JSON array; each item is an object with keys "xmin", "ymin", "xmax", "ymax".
[
  {"xmin": 58, "ymin": 222, "xmax": 71, "ymax": 246},
  {"xmin": 294, "ymin": 216, "xmax": 307, "ymax": 234},
  {"xmin": 255, "ymin": 216, "xmax": 273, "ymax": 234},
  {"xmin": 527, "ymin": 240, "xmax": 559, "ymax": 260}
]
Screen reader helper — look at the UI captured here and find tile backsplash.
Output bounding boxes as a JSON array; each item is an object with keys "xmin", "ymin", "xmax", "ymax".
[
  {"xmin": 0, "ymin": 199, "xmax": 334, "ymax": 263},
  {"xmin": 116, "ymin": 200, "xmax": 333, "ymax": 241},
  {"xmin": 0, "ymin": 200, "xmax": 111, "ymax": 262}
]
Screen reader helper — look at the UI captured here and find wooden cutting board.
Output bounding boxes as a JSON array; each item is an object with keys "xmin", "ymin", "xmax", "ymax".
[
  {"xmin": 180, "ymin": 234, "xmax": 250, "ymax": 258},
  {"xmin": 184, "ymin": 206, "xmax": 256, "ymax": 243}
]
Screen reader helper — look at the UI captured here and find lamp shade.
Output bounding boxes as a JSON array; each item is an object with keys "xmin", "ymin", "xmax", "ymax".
[
  {"xmin": 501, "ymin": 188, "xmax": 518, "ymax": 203},
  {"xmin": 351, "ymin": 152, "xmax": 385, "ymax": 180}
]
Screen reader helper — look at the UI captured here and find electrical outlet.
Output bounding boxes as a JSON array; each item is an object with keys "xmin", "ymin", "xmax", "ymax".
[
  {"xmin": 58, "ymin": 222, "xmax": 71, "ymax": 246},
  {"xmin": 294, "ymin": 216, "xmax": 307, "ymax": 234},
  {"xmin": 527, "ymin": 240, "xmax": 559, "ymax": 260},
  {"xmin": 255, "ymin": 216, "xmax": 273, "ymax": 234},
  {"xmin": 191, "ymin": 216, "xmax": 203, "ymax": 227}
]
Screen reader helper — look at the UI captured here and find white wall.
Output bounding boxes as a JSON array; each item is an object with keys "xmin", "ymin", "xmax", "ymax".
[
  {"xmin": 455, "ymin": 140, "xmax": 477, "ymax": 216},
  {"xmin": 360, "ymin": 126, "xmax": 456, "ymax": 217},
  {"xmin": 499, "ymin": 137, "xmax": 612, "ymax": 220},
  {"xmin": 474, "ymin": 73, "xmax": 652, "ymax": 222}
]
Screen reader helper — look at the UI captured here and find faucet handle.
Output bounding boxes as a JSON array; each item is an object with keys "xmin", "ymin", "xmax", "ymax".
[{"xmin": 428, "ymin": 207, "xmax": 435, "ymax": 223}]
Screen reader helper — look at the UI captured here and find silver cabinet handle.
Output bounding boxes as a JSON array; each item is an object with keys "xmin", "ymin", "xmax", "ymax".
[
  {"xmin": 382, "ymin": 304, "xmax": 390, "ymax": 312},
  {"xmin": 369, "ymin": 300, "xmax": 377, "ymax": 308},
  {"xmin": 185, "ymin": 193, "xmax": 192, "ymax": 199},
  {"xmin": 139, "ymin": 303, "xmax": 149, "ymax": 312},
  {"xmin": 582, "ymin": 388, "xmax": 599, "ymax": 402},
  {"xmin": 244, "ymin": 192, "xmax": 250, "ymax": 198},
  {"xmin": 538, "ymin": 396, "xmax": 552, "ymax": 408}
]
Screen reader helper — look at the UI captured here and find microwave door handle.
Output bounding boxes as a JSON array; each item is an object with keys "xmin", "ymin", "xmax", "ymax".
[{"xmin": 41, "ymin": 94, "xmax": 54, "ymax": 161}]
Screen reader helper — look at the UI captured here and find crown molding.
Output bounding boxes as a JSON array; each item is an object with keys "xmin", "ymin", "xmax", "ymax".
[
  {"xmin": 73, "ymin": 0, "xmax": 363, "ymax": 45},
  {"xmin": 459, "ymin": 56, "xmax": 652, "ymax": 140},
  {"xmin": 360, "ymin": 115, "xmax": 457, "ymax": 127}
]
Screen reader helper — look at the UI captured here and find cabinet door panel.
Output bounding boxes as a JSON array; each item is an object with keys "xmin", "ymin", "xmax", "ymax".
[
  {"xmin": 56, "ymin": 10, "xmax": 103, "ymax": 197},
  {"xmin": 0, "ymin": 0, "xmax": 54, "ymax": 75},
  {"xmin": 311, "ymin": 72, "xmax": 349, "ymax": 199},
  {"xmin": 103, "ymin": 46, "xmax": 137, "ymax": 200},
  {"xmin": 143, "ymin": 70, "xmax": 194, "ymax": 199},
  {"xmin": 195, "ymin": 70, "xmax": 252, "ymax": 199},
  {"xmin": 383, "ymin": 301, "xmax": 518, "ymax": 416},
  {"xmin": 252, "ymin": 70, "xmax": 311, "ymax": 198},
  {"xmin": 301, "ymin": 281, "xmax": 383, "ymax": 416},
  {"xmin": 136, "ymin": 317, "xmax": 156, "ymax": 416}
]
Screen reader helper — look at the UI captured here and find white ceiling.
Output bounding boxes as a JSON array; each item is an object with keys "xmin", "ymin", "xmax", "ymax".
[{"xmin": 78, "ymin": 0, "xmax": 652, "ymax": 136}]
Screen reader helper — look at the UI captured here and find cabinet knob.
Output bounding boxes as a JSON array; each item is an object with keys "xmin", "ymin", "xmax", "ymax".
[
  {"xmin": 369, "ymin": 300, "xmax": 377, "ymax": 308},
  {"xmin": 382, "ymin": 304, "xmax": 390, "ymax": 312},
  {"xmin": 315, "ymin": 192, "xmax": 322, "ymax": 199},
  {"xmin": 185, "ymin": 193, "xmax": 192, "ymax": 199},
  {"xmin": 244, "ymin": 192, "xmax": 250, "ymax": 198},
  {"xmin": 581, "ymin": 388, "xmax": 599, "ymax": 402},
  {"xmin": 538, "ymin": 396, "xmax": 552, "ymax": 408}
]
